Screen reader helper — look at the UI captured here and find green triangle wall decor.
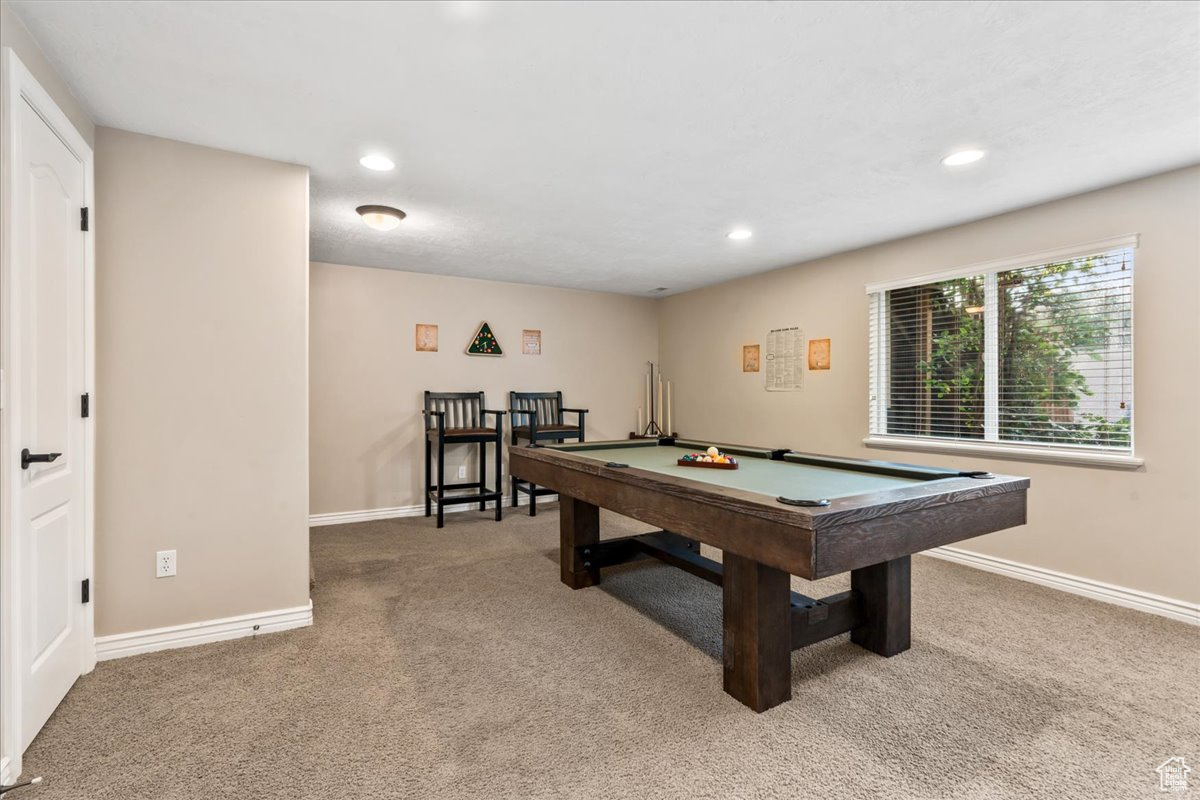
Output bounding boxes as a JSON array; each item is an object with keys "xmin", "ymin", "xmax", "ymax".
[{"xmin": 466, "ymin": 321, "xmax": 503, "ymax": 356}]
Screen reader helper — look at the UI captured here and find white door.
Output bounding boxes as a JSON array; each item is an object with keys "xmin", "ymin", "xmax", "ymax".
[{"xmin": 14, "ymin": 93, "xmax": 88, "ymax": 750}]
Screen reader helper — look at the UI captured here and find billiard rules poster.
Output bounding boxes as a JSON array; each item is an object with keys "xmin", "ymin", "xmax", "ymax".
[{"xmin": 765, "ymin": 326, "xmax": 803, "ymax": 391}]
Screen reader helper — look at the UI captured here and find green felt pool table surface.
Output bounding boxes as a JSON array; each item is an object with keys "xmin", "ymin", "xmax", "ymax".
[{"xmin": 550, "ymin": 438, "xmax": 964, "ymax": 503}]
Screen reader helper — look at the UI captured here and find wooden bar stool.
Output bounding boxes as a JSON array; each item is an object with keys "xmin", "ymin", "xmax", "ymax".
[
  {"xmin": 508, "ymin": 391, "xmax": 587, "ymax": 516},
  {"xmin": 424, "ymin": 391, "xmax": 505, "ymax": 528}
]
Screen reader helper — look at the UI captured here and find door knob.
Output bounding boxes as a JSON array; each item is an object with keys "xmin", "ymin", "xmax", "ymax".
[{"xmin": 21, "ymin": 449, "xmax": 62, "ymax": 470}]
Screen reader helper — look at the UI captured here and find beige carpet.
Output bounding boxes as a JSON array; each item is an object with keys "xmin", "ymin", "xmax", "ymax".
[{"xmin": 19, "ymin": 507, "xmax": 1199, "ymax": 799}]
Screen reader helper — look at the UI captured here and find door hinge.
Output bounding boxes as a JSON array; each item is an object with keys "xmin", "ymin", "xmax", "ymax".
[
  {"xmin": 82, "ymin": 578, "xmax": 91, "ymax": 604},
  {"xmin": 81, "ymin": 207, "xmax": 89, "ymax": 231},
  {"xmin": 81, "ymin": 392, "xmax": 90, "ymax": 418}
]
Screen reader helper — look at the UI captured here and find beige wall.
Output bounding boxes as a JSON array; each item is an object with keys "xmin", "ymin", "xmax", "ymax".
[
  {"xmin": 0, "ymin": 2, "xmax": 94, "ymax": 147},
  {"xmin": 310, "ymin": 262, "xmax": 658, "ymax": 515},
  {"xmin": 95, "ymin": 128, "xmax": 310, "ymax": 635},
  {"xmin": 660, "ymin": 167, "xmax": 1200, "ymax": 604}
]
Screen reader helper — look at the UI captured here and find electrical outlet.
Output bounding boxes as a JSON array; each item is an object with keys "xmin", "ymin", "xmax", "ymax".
[
  {"xmin": 156, "ymin": 549, "xmax": 176, "ymax": 578},
  {"xmin": 458, "ymin": 465, "xmax": 467, "ymax": 479}
]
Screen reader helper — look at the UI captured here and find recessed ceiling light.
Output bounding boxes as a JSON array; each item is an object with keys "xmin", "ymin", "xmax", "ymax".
[
  {"xmin": 356, "ymin": 205, "xmax": 406, "ymax": 231},
  {"xmin": 446, "ymin": 0, "xmax": 486, "ymax": 18},
  {"xmin": 727, "ymin": 229, "xmax": 753, "ymax": 240},
  {"xmin": 941, "ymin": 149, "xmax": 986, "ymax": 167},
  {"xmin": 359, "ymin": 154, "xmax": 395, "ymax": 171}
]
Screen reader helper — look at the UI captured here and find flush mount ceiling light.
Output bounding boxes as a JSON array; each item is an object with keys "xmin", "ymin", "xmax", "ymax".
[
  {"xmin": 727, "ymin": 229, "xmax": 753, "ymax": 240},
  {"xmin": 941, "ymin": 149, "xmax": 986, "ymax": 167},
  {"xmin": 356, "ymin": 205, "xmax": 406, "ymax": 231},
  {"xmin": 359, "ymin": 154, "xmax": 395, "ymax": 171}
]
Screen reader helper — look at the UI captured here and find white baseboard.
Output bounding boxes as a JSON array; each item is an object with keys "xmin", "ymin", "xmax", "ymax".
[
  {"xmin": 309, "ymin": 492, "xmax": 554, "ymax": 527},
  {"xmin": 310, "ymin": 504, "xmax": 1196, "ymax": 626},
  {"xmin": 94, "ymin": 600, "xmax": 314, "ymax": 661},
  {"xmin": 926, "ymin": 546, "xmax": 1199, "ymax": 626}
]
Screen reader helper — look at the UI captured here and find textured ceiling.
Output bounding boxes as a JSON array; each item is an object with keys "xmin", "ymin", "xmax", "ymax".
[{"xmin": 12, "ymin": 0, "xmax": 1200, "ymax": 294}]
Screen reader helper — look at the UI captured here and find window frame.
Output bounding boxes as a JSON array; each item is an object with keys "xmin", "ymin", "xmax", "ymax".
[{"xmin": 865, "ymin": 234, "xmax": 1143, "ymax": 469}]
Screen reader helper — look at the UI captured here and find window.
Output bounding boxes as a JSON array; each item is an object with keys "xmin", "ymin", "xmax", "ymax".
[{"xmin": 867, "ymin": 236, "xmax": 1136, "ymax": 462}]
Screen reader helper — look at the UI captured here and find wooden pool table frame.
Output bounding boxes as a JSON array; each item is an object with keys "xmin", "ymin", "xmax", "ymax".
[{"xmin": 508, "ymin": 437, "xmax": 1029, "ymax": 712}]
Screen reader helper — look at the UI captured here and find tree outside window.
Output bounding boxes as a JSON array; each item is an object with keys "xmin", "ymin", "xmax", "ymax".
[{"xmin": 872, "ymin": 247, "xmax": 1133, "ymax": 452}]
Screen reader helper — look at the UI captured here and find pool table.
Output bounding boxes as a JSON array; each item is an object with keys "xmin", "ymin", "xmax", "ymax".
[{"xmin": 508, "ymin": 436, "xmax": 1030, "ymax": 712}]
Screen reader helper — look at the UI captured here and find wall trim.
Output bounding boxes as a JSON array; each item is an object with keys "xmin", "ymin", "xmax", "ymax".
[
  {"xmin": 863, "ymin": 232, "xmax": 1139, "ymax": 294},
  {"xmin": 926, "ymin": 546, "xmax": 1199, "ymax": 626},
  {"xmin": 863, "ymin": 435, "xmax": 1144, "ymax": 469},
  {"xmin": 312, "ymin": 503, "xmax": 1198, "ymax": 626},
  {"xmin": 1, "ymin": 755, "xmax": 11, "ymax": 785},
  {"xmin": 309, "ymin": 492, "xmax": 554, "ymax": 527},
  {"xmin": 94, "ymin": 601, "xmax": 313, "ymax": 661}
]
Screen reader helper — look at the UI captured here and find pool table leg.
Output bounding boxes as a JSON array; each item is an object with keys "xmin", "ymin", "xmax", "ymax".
[
  {"xmin": 850, "ymin": 555, "xmax": 912, "ymax": 657},
  {"xmin": 560, "ymin": 495, "xmax": 600, "ymax": 589},
  {"xmin": 722, "ymin": 553, "xmax": 792, "ymax": 712}
]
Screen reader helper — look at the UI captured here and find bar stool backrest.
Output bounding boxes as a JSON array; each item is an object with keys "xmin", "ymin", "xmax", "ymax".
[
  {"xmin": 508, "ymin": 391, "xmax": 564, "ymax": 426},
  {"xmin": 424, "ymin": 391, "xmax": 485, "ymax": 429}
]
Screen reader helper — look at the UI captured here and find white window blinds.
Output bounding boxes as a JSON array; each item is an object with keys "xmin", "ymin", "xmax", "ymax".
[{"xmin": 868, "ymin": 238, "xmax": 1135, "ymax": 454}]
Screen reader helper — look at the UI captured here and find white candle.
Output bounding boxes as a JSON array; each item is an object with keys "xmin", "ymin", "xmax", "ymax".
[
  {"xmin": 657, "ymin": 375, "xmax": 663, "ymax": 431},
  {"xmin": 637, "ymin": 406, "xmax": 643, "ymax": 434},
  {"xmin": 645, "ymin": 374, "xmax": 651, "ymax": 423},
  {"xmin": 666, "ymin": 381, "xmax": 672, "ymax": 435}
]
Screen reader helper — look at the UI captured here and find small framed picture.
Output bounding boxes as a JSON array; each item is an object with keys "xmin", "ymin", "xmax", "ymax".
[
  {"xmin": 808, "ymin": 338, "xmax": 831, "ymax": 370},
  {"xmin": 415, "ymin": 323, "xmax": 438, "ymax": 352},
  {"xmin": 742, "ymin": 344, "xmax": 760, "ymax": 372},
  {"xmin": 522, "ymin": 329, "xmax": 542, "ymax": 355}
]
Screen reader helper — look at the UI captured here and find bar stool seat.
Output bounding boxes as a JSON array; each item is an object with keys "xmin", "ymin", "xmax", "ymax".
[
  {"xmin": 432, "ymin": 427, "xmax": 497, "ymax": 439},
  {"xmin": 511, "ymin": 423, "xmax": 580, "ymax": 436}
]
